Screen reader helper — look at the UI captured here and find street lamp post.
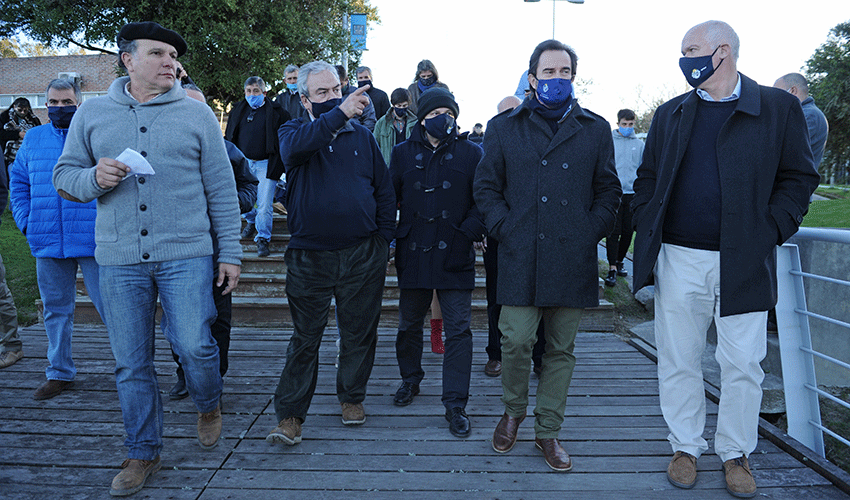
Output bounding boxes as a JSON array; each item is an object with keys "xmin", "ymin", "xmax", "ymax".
[{"xmin": 523, "ymin": 0, "xmax": 585, "ymax": 39}]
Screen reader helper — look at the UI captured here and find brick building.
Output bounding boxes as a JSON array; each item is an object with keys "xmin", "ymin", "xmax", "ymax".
[{"xmin": 0, "ymin": 53, "xmax": 118, "ymax": 123}]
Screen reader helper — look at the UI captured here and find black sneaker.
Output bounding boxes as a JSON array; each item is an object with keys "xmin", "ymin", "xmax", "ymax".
[
  {"xmin": 257, "ymin": 237, "xmax": 270, "ymax": 257},
  {"xmin": 604, "ymin": 269, "xmax": 617, "ymax": 287},
  {"xmin": 616, "ymin": 261, "xmax": 628, "ymax": 277}
]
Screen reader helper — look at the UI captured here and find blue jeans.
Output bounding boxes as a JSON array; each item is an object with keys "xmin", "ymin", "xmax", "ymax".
[
  {"xmin": 36, "ymin": 257, "xmax": 103, "ymax": 381},
  {"xmin": 243, "ymin": 159, "xmax": 274, "ymax": 241},
  {"xmin": 100, "ymin": 256, "xmax": 221, "ymax": 460}
]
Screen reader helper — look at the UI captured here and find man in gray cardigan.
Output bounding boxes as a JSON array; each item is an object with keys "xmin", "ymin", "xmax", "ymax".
[{"xmin": 52, "ymin": 22, "xmax": 242, "ymax": 497}]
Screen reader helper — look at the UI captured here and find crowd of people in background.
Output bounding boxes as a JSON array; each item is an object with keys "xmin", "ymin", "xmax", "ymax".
[{"xmin": 0, "ymin": 16, "xmax": 830, "ymax": 499}]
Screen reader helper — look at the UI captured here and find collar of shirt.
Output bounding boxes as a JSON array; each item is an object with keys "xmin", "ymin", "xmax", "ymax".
[
  {"xmin": 696, "ymin": 73, "xmax": 742, "ymax": 102},
  {"xmin": 124, "ymin": 81, "xmax": 165, "ymax": 103}
]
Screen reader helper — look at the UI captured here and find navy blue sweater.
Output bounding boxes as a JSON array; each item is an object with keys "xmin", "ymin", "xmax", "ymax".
[
  {"xmin": 279, "ymin": 107, "xmax": 396, "ymax": 250},
  {"xmin": 662, "ymin": 99, "xmax": 736, "ymax": 251}
]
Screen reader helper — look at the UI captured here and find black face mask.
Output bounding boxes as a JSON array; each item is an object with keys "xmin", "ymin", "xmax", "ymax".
[
  {"xmin": 423, "ymin": 113, "xmax": 455, "ymax": 141},
  {"xmin": 357, "ymin": 79, "xmax": 372, "ymax": 88},
  {"xmin": 309, "ymin": 98, "xmax": 341, "ymax": 119},
  {"xmin": 419, "ymin": 75, "xmax": 436, "ymax": 87},
  {"xmin": 393, "ymin": 107, "xmax": 407, "ymax": 118},
  {"xmin": 679, "ymin": 46, "xmax": 722, "ymax": 88},
  {"xmin": 48, "ymin": 105, "xmax": 77, "ymax": 129}
]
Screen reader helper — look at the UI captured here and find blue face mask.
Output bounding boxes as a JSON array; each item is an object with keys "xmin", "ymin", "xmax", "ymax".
[
  {"xmin": 47, "ymin": 106, "xmax": 77, "ymax": 129},
  {"xmin": 309, "ymin": 97, "xmax": 342, "ymax": 119},
  {"xmin": 679, "ymin": 46, "xmax": 722, "ymax": 88},
  {"xmin": 618, "ymin": 126, "xmax": 634, "ymax": 137},
  {"xmin": 423, "ymin": 113, "xmax": 455, "ymax": 141},
  {"xmin": 246, "ymin": 94, "xmax": 264, "ymax": 109},
  {"xmin": 535, "ymin": 78, "xmax": 573, "ymax": 108},
  {"xmin": 286, "ymin": 83, "xmax": 298, "ymax": 92}
]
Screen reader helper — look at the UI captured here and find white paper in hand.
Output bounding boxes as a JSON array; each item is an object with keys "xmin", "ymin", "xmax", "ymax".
[{"xmin": 115, "ymin": 148, "xmax": 156, "ymax": 180}]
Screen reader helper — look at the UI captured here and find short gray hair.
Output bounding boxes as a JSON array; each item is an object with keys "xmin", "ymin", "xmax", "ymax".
[
  {"xmin": 45, "ymin": 78, "xmax": 82, "ymax": 104},
  {"xmin": 117, "ymin": 38, "xmax": 138, "ymax": 71},
  {"xmin": 695, "ymin": 20, "xmax": 740, "ymax": 61},
  {"xmin": 355, "ymin": 66, "xmax": 372, "ymax": 78},
  {"xmin": 297, "ymin": 61, "xmax": 338, "ymax": 98},
  {"xmin": 244, "ymin": 76, "xmax": 266, "ymax": 89},
  {"xmin": 284, "ymin": 64, "xmax": 299, "ymax": 76}
]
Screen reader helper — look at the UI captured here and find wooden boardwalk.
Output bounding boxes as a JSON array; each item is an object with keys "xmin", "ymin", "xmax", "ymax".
[{"xmin": 1, "ymin": 324, "xmax": 846, "ymax": 499}]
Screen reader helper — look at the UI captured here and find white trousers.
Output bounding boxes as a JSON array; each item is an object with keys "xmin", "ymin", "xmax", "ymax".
[{"xmin": 654, "ymin": 243, "xmax": 767, "ymax": 462}]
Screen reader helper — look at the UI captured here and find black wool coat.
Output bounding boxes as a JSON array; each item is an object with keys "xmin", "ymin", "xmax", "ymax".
[
  {"xmin": 474, "ymin": 100, "xmax": 622, "ymax": 308},
  {"xmin": 390, "ymin": 124, "xmax": 486, "ymax": 290},
  {"xmin": 631, "ymin": 74, "xmax": 820, "ymax": 316}
]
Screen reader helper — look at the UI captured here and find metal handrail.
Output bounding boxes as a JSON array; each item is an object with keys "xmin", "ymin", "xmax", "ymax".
[{"xmin": 776, "ymin": 227, "xmax": 850, "ymax": 457}]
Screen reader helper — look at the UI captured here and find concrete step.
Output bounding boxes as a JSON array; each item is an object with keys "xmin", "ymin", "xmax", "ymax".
[
  {"xmin": 241, "ymin": 213, "xmax": 288, "ymax": 234},
  {"xmin": 61, "ymin": 297, "xmax": 615, "ymax": 332},
  {"xmin": 187, "ymin": 252, "xmax": 488, "ymax": 277}
]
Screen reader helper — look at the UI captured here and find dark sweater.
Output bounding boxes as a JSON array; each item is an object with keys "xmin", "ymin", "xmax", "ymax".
[
  {"xmin": 234, "ymin": 105, "xmax": 267, "ymax": 161},
  {"xmin": 279, "ymin": 107, "xmax": 396, "ymax": 250},
  {"xmin": 662, "ymin": 99, "xmax": 736, "ymax": 251}
]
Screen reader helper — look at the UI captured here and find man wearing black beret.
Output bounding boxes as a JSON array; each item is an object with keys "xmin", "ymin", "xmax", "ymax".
[{"xmin": 53, "ymin": 21, "xmax": 241, "ymax": 497}]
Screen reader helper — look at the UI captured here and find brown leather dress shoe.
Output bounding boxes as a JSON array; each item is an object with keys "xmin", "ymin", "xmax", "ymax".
[
  {"xmin": 492, "ymin": 413, "xmax": 525, "ymax": 453},
  {"xmin": 484, "ymin": 360, "xmax": 502, "ymax": 377},
  {"xmin": 33, "ymin": 379, "xmax": 73, "ymax": 400},
  {"xmin": 535, "ymin": 437, "xmax": 572, "ymax": 471}
]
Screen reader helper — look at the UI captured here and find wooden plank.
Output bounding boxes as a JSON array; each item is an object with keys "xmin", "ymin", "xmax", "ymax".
[{"xmin": 2, "ymin": 324, "xmax": 845, "ymax": 499}]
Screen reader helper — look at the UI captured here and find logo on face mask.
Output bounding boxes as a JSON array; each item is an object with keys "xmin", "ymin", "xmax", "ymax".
[
  {"xmin": 535, "ymin": 78, "xmax": 573, "ymax": 109},
  {"xmin": 679, "ymin": 46, "xmax": 722, "ymax": 88}
]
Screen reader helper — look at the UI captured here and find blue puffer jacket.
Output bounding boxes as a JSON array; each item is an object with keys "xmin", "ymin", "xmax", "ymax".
[{"xmin": 9, "ymin": 123, "xmax": 97, "ymax": 259}]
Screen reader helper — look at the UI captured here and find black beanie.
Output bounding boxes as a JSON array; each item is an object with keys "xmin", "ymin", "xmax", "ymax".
[{"xmin": 416, "ymin": 87, "xmax": 459, "ymax": 122}]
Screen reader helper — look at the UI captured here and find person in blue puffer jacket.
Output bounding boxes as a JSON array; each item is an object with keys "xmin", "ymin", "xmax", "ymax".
[{"xmin": 9, "ymin": 78, "xmax": 104, "ymax": 400}]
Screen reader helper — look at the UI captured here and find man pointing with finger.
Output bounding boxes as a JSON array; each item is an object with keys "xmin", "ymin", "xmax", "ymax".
[
  {"xmin": 52, "ymin": 21, "xmax": 241, "ymax": 497},
  {"xmin": 267, "ymin": 60, "xmax": 395, "ymax": 446}
]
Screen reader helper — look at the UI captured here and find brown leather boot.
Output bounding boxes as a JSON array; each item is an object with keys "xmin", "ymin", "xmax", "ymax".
[
  {"xmin": 535, "ymin": 437, "xmax": 572, "ymax": 471},
  {"xmin": 492, "ymin": 413, "xmax": 525, "ymax": 453}
]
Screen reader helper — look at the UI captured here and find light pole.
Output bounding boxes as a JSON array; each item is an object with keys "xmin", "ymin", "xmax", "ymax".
[{"xmin": 523, "ymin": 0, "xmax": 585, "ymax": 39}]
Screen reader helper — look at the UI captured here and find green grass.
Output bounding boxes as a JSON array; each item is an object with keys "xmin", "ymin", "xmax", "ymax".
[
  {"xmin": 814, "ymin": 185, "xmax": 850, "ymax": 200},
  {"xmin": 802, "ymin": 198, "xmax": 850, "ymax": 228},
  {"xmin": 0, "ymin": 206, "xmax": 38, "ymax": 325}
]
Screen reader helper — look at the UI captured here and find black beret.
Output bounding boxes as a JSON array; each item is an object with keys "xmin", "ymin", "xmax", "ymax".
[
  {"xmin": 118, "ymin": 22, "xmax": 187, "ymax": 57},
  {"xmin": 416, "ymin": 87, "xmax": 459, "ymax": 122}
]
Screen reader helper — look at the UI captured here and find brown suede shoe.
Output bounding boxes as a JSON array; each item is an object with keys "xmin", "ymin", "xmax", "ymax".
[
  {"xmin": 667, "ymin": 451, "xmax": 697, "ymax": 489},
  {"xmin": 724, "ymin": 455, "xmax": 757, "ymax": 498},
  {"xmin": 33, "ymin": 379, "xmax": 74, "ymax": 400},
  {"xmin": 267, "ymin": 417, "xmax": 303, "ymax": 445},
  {"xmin": 484, "ymin": 360, "xmax": 502, "ymax": 377},
  {"xmin": 0, "ymin": 350, "xmax": 22, "ymax": 368},
  {"xmin": 197, "ymin": 404, "xmax": 222, "ymax": 449},
  {"xmin": 492, "ymin": 413, "xmax": 525, "ymax": 453},
  {"xmin": 535, "ymin": 437, "xmax": 572, "ymax": 471},
  {"xmin": 110, "ymin": 456, "xmax": 161, "ymax": 496}
]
